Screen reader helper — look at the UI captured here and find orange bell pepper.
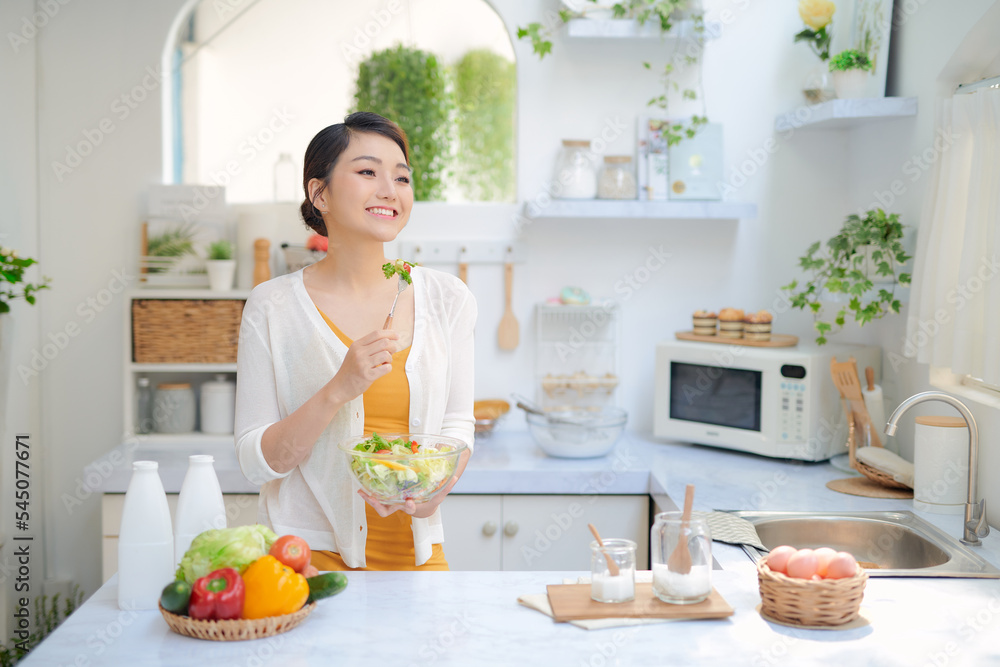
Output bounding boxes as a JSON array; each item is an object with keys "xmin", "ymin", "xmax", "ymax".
[{"xmin": 240, "ymin": 555, "xmax": 309, "ymax": 619}]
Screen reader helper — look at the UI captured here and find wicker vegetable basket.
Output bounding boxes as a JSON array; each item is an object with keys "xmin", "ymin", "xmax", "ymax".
[
  {"xmin": 757, "ymin": 559, "xmax": 867, "ymax": 627},
  {"xmin": 132, "ymin": 299, "xmax": 245, "ymax": 363},
  {"xmin": 159, "ymin": 602, "xmax": 316, "ymax": 641}
]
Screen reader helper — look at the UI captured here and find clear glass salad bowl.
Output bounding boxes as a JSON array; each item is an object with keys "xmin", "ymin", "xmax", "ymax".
[{"xmin": 339, "ymin": 433, "xmax": 468, "ymax": 505}]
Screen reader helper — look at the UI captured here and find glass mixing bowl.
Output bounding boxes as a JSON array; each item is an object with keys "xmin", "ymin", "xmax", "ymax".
[{"xmin": 526, "ymin": 407, "xmax": 628, "ymax": 458}]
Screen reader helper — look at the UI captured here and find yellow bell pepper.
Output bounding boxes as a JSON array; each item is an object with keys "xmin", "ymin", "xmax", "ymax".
[{"xmin": 240, "ymin": 555, "xmax": 309, "ymax": 619}]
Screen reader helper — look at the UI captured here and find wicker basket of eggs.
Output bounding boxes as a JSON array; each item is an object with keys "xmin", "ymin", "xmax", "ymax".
[{"xmin": 757, "ymin": 546, "xmax": 867, "ymax": 627}]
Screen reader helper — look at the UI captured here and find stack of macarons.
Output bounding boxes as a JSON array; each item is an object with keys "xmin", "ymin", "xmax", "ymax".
[
  {"xmin": 691, "ymin": 310, "xmax": 718, "ymax": 336},
  {"xmin": 718, "ymin": 308, "xmax": 745, "ymax": 339},
  {"xmin": 744, "ymin": 310, "xmax": 773, "ymax": 341}
]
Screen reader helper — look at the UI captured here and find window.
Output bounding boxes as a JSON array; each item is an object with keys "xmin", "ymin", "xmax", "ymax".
[{"xmin": 163, "ymin": 0, "xmax": 516, "ymax": 204}]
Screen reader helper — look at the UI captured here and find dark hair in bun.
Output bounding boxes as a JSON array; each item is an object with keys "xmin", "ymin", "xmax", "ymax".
[{"xmin": 299, "ymin": 112, "xmax": 410, "ymax": 237}]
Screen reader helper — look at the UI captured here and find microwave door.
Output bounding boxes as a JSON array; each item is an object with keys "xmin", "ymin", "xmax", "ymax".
[{"xmin": 669, "ymin": 361, "xmax": 763, "ymax": 433}]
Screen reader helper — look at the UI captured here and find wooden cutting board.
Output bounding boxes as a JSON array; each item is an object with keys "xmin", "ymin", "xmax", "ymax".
[
  {"xmin": 546, "ymin": 583, "xmax": 734, "ymax": 622},
  {"xmin": 675, "ymin": 331, "xmax": 798, "ymax": 347}
]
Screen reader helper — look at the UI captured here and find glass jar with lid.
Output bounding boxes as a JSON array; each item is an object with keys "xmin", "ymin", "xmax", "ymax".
[
  {"xmin": 598, "ymin": 155, "xmax": 637, "ymax": 200},
  {"xmin": 553, "ymin": 140, "xmax": 597, "ymax": 199}
]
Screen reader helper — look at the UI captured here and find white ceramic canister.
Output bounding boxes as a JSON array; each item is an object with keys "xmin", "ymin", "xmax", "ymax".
[
  {"xmin": 118, "ymin": 461, "xmax": 173, "ymax": 610},
  {"xmin": 174, "ymin": 455, "xmax": 227, "ymax": 566},
  {"xmin": 913, "ymin": 415, "xmax": 970, "ymax": 514},
  {"xmin": 200, "ymin": 374, "xmax": 236, "ymax": 434}
]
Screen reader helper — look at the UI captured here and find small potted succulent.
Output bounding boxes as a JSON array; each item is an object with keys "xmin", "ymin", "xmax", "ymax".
[
  {"xmin": 205, "ymin": 240, "xmax": 236, "ymax": 291},
  {"xmin": 829, "ymin": 48, "xmax": 872, "ymax": 99},
  {"xmin": 782, "ymin": 208, "xmax": 911, "ymax": 345}
]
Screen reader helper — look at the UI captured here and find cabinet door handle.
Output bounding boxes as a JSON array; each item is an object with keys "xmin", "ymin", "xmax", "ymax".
[
  {"xmin": 482, "ymin": 521, "xmax": 497, "ymax": 537},
  {"xmin": 503, "ymin": 521, "xmax": 519, "ymax": 537}
]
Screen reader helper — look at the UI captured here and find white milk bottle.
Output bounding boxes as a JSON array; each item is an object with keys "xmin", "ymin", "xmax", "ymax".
[
  {"xmin": 118, "ymin": 461, "xmax": 173, "ymax": 610},
  {"xmin": 174, "ymin": 454, "xmax": 227, "ymax": 566}
]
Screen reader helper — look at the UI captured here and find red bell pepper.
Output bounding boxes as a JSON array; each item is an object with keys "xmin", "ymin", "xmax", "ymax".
[{"xmin": 188, "ymin": 567, "xmax": 245, "ymax": 620}]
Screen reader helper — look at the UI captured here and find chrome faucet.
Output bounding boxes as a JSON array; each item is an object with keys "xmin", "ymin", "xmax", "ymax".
[{"xmin": 885, "ymin": 391, "xmax": 989, "ymax": 546}]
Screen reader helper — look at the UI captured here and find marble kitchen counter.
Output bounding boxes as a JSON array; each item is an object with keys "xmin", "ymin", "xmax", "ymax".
[{"xmin": 51, "ymin": 432, "xmax": 1000, "ymax": 665}]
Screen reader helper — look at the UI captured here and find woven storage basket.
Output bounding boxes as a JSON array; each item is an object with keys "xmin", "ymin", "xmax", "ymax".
[
  {"xmin": 846, "ymin": 416, "xmax": 911, "ymax": 489},
  {"xmin": 159, "ymin": 602, "xmax": 316, "ymax": 641},
  {"xmin": 757, "ymin": 559, "xmax": 867, "ymax": 626},
  {"xmin": 132, "ymin": 299, "xmax": 245, "ymax": 363}
]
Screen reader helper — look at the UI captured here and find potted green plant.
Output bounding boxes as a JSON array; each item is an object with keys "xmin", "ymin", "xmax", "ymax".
[
  {"xmin": 205, "ymin": 240, "xmax": 236, "ymax": 292},
  {"xmin": 782, "ymin": 208, "xmax": 911, "ymax": 345},
  {"xmin": 829, "ymin": 48, "xmax": 872, "ymax": 99}
]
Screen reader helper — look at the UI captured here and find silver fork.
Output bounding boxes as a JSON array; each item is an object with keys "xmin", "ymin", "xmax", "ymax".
[{"xmin": 382, "ymin": 274, "xmax": 408, "ymax": 330}]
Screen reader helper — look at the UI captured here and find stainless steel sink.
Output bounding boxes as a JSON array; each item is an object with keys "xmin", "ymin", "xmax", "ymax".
[{"xmin": 728, "ymin": 510, "xmax": 1000, "ymax": 578}]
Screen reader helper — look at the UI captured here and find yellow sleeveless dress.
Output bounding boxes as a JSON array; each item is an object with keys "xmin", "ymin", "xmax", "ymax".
[{"xmin": 309, "ymin": 310, "xmax": 449, "ymax": 571}]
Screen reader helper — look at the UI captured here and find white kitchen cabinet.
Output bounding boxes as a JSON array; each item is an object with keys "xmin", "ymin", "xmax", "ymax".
[
  {"xmin": 101, "ymin": 493, "xmax": 259, "ymax": 581},
  {"xmin": 442, "ymin": 495, "xmax": 649, "ymax": 571}
]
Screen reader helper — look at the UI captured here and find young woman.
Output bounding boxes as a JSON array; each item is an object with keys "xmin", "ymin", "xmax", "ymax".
[{"xmin": 235, "ymin": 112, "xmax": 475, "ymax": 570}]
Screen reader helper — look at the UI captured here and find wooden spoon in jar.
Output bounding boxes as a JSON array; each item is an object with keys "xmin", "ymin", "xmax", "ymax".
[
  {"xmin": 588, "ymin": 523, "xmax": 620, "ymax": 576},
  {"xmin": 667, "ymin": 484, "xmax": 695, "ymax": 575}
]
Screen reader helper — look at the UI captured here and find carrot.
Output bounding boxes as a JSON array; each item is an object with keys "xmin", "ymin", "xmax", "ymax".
[{"xmin": 410, "ymin": 441, "xmax": 419, "ymax": 454}]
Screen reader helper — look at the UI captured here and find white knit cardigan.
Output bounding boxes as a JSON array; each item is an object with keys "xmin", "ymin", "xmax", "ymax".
[{"xmin": 234, "ymin": 266, "xmax": 476, "ymax": 567}]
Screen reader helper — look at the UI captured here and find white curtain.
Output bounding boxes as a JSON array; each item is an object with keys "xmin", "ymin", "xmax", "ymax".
[{"xmin": 907, "ymin": 86, "xmax": 1000, "ymax": 385}]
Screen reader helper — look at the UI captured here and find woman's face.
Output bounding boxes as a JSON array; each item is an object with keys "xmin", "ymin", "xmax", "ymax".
[{"xmin": 318, "ymin": 131, "xmax": 413, "ymax": 243}]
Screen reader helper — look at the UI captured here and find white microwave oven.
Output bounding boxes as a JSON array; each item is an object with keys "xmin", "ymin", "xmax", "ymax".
[{"xmin": 653, "ymin": 340, "xmax": 881, "ymax": 461}]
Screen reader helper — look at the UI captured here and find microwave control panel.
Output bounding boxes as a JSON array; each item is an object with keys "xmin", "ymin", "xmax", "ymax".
[{"xmin": 779, "ymin": 381, "xmax": 807, "ymax": 442}]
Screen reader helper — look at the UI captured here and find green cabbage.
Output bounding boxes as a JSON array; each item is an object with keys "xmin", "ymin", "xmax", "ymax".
[{"xmin": 175, "ymin": 525, "xmax": 278, "ymax": 584}]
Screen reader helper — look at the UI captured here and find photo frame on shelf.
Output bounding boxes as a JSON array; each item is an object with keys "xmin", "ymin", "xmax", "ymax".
[
  {"xmin": 637, "ymin": 115, "xmax": 670, "ymax": 201},
  {"xmin": 667, "ymin": 122, "xmax": 724, "ymax": 201},
  {"xmin": 140, "ymin": 185, "xmax": 232, "ymax": 288},
  {"xmin": 827, "ymin": 0, "xmax": 894, "ymax": 98}
]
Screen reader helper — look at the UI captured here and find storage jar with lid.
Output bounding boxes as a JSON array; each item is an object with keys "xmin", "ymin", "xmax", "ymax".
[
  {"xmin": 153, "ymin": 383, "xmax": 196, "ymax": 433},
  {"xmin": 553, "ymin": 140, "xmax": 597, "ymax": 199},
  {"xmin": 598, "ymin": 155, "xmax": 637, "ymax": 200},
  {"xmin": 200, "ymin": 374, "xmax": 236, "ymax": 434}
]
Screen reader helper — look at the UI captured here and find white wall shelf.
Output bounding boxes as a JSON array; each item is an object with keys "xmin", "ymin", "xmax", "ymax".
[
  {"xmin": 522, "ymin": 199, "xmax": 756, "ymax": 220},
  {"xmin": 133, "ymin": 363, "xmax": 237, "ymax": 373},
  {"xmin": 564, "ymin": 18, "xmax": 720, "ymax": 41},
  {"xmin": 774, "ymin": 97, "xmax": 918, "ymax": 132},
  {"xmin": 130, "ymin": 288, "xmax": 252, "ymax": 299}
]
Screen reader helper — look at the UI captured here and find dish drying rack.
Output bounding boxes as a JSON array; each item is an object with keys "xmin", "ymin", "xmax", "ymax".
[{"xmin": 535, "ymin": 302, "xmax": 619, "ymax": 410}]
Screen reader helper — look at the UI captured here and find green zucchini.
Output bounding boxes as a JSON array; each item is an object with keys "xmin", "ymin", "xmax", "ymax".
[
  {"xmin": 306, "ymin": 572, "xmax": 348, "ymax": 603},
  {"xmin": 160, "ymin": 580, "xmax": 192, "ymax": 615}
]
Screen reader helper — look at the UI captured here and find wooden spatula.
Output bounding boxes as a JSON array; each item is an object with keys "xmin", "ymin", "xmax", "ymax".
[
  {"xmin": 668, "ymin": 484, "xmax": 695, "ymax": 575},
  {"xmin": 588, "ymin": 523, "xmax": 620, "ymax": 576},
  {"xmin": 830, "ymin": 356, "xmax": 882, "ymax": 448},
  {"xmin": 497, "ymin": 258, "xmax": 519, "ymax": 350}
]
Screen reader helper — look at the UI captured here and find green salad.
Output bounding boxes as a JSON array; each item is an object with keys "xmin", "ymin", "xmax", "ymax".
[{"xmin": 350, "ymin": 433, "xmax": 457, "ymax": 503}]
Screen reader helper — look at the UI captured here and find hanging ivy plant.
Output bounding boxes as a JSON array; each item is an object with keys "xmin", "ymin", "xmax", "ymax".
[
  {"xmin": 516, "ymin": 0, "xmax": 708, "ymax": 146},
  {"xmin": 352, "ymin": 45, "xmax": 452, "ymax": 201},
  {"xmin": 453, "ymin": 50, "xmax": 516, "ymax": 202}
]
